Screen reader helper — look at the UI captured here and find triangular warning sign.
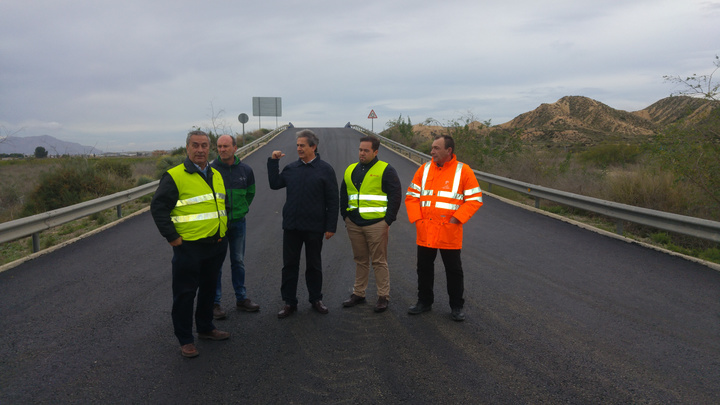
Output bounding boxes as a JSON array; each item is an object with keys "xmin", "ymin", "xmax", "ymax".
[{"xmin": 368, "ymin": 109, "xmax": 377, "ymax": 119}]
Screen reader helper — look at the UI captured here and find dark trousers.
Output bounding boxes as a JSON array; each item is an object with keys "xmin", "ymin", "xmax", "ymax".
[
  {"xmin": 281, "ymin": 229, "xmax": 324, "ymax": 306},
  {"xmin": 416, "ymin": 245, "xmax": 465, "ymax": 309},
  {"xmin": 171, "ymin": 239, "xmax": 227, "ymax": 345}
]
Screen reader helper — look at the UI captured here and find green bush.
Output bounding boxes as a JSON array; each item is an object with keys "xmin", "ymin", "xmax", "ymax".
[
  {"xmin": 135, "ymin": 175, "xmax": 154, "ymax": 186},
  {"xmin": 699, "ymin": 248, "xmax": 720, "ymax": 263},
  {"xmin": 95, "ymin": 159, "xmax": 133, "ymax": 179},
  {"xmin": 578, "ymin": 144, "xmax": 643, "ymax": 167},
  {"xmin": 22, "ymin": 158, "xmax": 131, "ymax": 216},
  {"xmin": 155, "ymin": 155, "xmax": 185, "ymax": 178},
  {"xmin": 650, "ymin": 232, "xmax": 672, "ymax": 245}
]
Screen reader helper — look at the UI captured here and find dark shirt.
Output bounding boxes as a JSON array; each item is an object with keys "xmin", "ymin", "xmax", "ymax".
[
  {"xmin": 340, "ymin": 157, "xmax": 402, "ymax": 226},
  {"xmin": 267, "ymin": 153, "xmax": 339, "ymax": 233}
]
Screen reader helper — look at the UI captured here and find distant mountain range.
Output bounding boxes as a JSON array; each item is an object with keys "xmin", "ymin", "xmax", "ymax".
[
  {"xmin": 0, "ymin": 135, "xmax": 103, "ymax": 156},
  {"xmin": 411, "ymin": 95, "xmax": 719, "ymax": 147}
]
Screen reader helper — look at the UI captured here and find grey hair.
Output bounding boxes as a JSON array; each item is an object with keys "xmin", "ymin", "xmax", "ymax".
[
  {"xmin": 296, "ymin": 129, "xmax": 319, "ymax": 147},
  {"xmin": 186, "ymin": 130, "xmax": 210, "ymax": 145}
]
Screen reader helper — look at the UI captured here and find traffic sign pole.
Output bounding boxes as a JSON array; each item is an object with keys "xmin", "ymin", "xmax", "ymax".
[{"xmin": 368, "ymin": 109, "xmax": 377, "ymax": 132}]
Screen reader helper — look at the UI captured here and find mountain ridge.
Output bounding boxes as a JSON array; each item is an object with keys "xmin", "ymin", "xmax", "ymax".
[
  {"xmin": 496, "ymin": 95, "xmax": 719, "ymax": 145},
  {"xmin": 410, "ymin": 95, "xmax": 719, "ymax": 146},
  {"xmin": 0, "ymin": 135, "xmax": 103, "ymax": 156}
]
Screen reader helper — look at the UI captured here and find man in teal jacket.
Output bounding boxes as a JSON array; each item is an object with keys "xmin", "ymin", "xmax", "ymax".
[{"xmin": 210, "ymin": 134, "xmax": 258, "ymax": 319}]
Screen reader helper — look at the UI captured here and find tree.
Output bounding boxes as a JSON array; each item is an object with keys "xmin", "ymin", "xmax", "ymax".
[
  {"xmin": 653, "ymin": 106, "xmax": 720, "ymax": 215},
  {"xmin": 34, "ymin": 146, "xmax": 48, "ymax": 158},
  {"xmin": 664, "ymin": 55, "xmax": 720, "ymax": 100}
]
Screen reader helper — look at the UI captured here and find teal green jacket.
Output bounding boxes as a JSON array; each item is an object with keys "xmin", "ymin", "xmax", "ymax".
[{"xmin": 210, "ymin": 156, "xmax": 255, "ymax": 223}]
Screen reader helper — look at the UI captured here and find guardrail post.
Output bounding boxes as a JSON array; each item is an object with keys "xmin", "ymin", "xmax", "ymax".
[
  {"xmin": 116, "ymin": 204, "xmax": 122, "ymax": 218},
  {"xmin": 32, "ymin": 233, "xmax": 40, "ymax": 253},
  {"xmin": 534, "ymin": 197, "xmax": 540, "ymax": 209},
  {"xmin": 615, "ymin": 220, "xmax": 624, "ymax": 235},
  {"xmin": 488, "ymin": 184, "xmax": 492, "ymax": 192}
]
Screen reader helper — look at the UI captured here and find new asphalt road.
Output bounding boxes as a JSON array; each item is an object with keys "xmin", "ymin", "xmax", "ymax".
[{"xmin": 1, "ymin": 128, "xmax": 718, "ymax": 403}]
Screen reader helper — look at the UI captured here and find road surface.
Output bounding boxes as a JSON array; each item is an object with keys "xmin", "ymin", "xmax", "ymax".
[{"xmin": 1, "ymin": 128, "xmax": 718, "ymax": 403}]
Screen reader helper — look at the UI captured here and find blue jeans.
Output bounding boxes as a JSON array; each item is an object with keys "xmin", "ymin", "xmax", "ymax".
[{"xmin": 215, "ymin": 219, "xmax": 247, "ymax": 304}]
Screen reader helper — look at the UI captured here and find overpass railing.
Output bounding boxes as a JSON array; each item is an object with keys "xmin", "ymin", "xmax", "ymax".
[
  {"xmin": 351, "ymin": 125, "xmax": 720, "ymax": 243},
  {"xmin": 0, "ymin": 125, "xmax": 289, "ymax": 251}
]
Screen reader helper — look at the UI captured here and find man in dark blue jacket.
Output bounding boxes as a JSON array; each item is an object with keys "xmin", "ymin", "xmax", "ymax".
[
  {"xmin": 267, "ymin": 129, "xmax": 339, "ymax": 319},
  {"xmin": 210, "ymin": 134, "xmax": 259, "ymax": 320}
]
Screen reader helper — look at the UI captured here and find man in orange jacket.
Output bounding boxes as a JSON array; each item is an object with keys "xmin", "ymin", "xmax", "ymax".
[{"xmin": 404, "ymin": 134, "xmax": 483, "ymax": 321}]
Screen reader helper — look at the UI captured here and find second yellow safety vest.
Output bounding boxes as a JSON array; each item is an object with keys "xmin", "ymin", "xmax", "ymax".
[{"xmin": 344, "ymin": 161, "xmax": 388, "ymax": 220}]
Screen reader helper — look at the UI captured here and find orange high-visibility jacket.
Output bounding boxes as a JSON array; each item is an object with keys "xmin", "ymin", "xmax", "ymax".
[{"xmin": 405, "ymin": 155, "xmax": 483, "ymax": 249}]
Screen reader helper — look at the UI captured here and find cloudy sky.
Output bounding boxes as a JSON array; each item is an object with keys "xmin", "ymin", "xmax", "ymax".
[{"xmin": 1, "ymin": 0, "xmax": 718, "ymax": 152}]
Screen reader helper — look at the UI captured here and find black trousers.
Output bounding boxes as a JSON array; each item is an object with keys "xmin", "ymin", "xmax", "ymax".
[
  {"xmin": 171, "ymin": 239, "xmax": 227, "ymax": 345},
  {"xmin": 281, "ymin": 229, "xmax": 324, "ymax": 306},
  {"xmin": 416, "ymin": 245, "xmax": 465, "ymax": 309}
]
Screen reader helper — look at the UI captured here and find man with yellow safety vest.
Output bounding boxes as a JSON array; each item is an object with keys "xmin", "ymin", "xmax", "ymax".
[
  {"xmin": 151, "ymin": 130, "xmax": 231, "ymax": 358},
  {"xmin": 340, "ymin": 136, "xmax": 402, "ymax": 313},
  {"xmin": 405, "ymin": 134, "xmax": 483, "ymax": 321}
]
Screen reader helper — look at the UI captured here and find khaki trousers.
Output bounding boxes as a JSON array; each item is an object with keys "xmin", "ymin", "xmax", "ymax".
[{"xmin": 345, "ymin": 217, "xmax": 390, "ymax": 298}]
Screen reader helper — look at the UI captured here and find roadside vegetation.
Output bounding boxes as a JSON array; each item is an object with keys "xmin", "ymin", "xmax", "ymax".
[
  {"xmin": 0, "ymin": 129, "xmax": 269, "ymax": 266},
  {"xmin": 381, "ymin": 108, "xmax": 720, "ymax": 265}
]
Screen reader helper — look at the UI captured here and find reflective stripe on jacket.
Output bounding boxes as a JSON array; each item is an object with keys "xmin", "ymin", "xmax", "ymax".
[
  {"xmin": 344, "ymin": 161, "xmax": 389, "ymax": 220},
  {"xmin": 405, "ymin": 155, "xmax": 482, "ymax": 249},
  {"xmin": 168, "ymin": 164, "xmax": 228, "ymax": 241}
]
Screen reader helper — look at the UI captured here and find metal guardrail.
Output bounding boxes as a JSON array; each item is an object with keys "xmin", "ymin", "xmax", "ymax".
[
  {"xmin": 0, "ymin": 125, "xmax": 289, "ymax": 250},
  {"xmin": 351, "ymin": 125, "xmax": 720, "ymax": 243}
]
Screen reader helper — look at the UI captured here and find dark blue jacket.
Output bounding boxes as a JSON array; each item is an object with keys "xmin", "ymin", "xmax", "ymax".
[{"xmin": 267, "ymin": 154, "xmax": 339, "ymax": 233}]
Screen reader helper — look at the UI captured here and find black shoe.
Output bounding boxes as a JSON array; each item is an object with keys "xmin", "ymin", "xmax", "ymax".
[
  {"xmin": 408, "ymin": 302, "xmax": 432, "ymax": 315},
  {"xmin": 450, "ymin": 308, "xmax": 465, "ymax": 322},
  {"xmin": 312, "ymin": 300, "xmax": 329, "ymax": 314},
  {"xmin": 277, "ymin": 305, "xmax": 297, "ymax": 319},
  {"xmin": 374, "ymin": 297, "xmax": 389, "ymax": 313},
  {"xmin": 213, "ymin": 304, "xmax": 227, "ymax": 320},
  {"xmin": 342, "ymin": 294, "xmax": 366, "ymax": 307}
]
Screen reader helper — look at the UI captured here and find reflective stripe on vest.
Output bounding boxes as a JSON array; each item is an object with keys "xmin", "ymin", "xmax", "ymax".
[
  {"xmin": 418, "ymin": 161, "xmax": 465, "ymax": 212},
  {"xmin": 168, "ymin": 164, "xmax": 227, "ymax": 241},
  {"xmin": 344, "ymin": 161, "xmax": 389, "ymax": 220}
]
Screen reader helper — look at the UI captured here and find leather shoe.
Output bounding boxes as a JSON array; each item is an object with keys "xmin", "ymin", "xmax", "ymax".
[
  {"xmin": 213, "ymin": 303, "xmax": 227, "ymax": 320},
  {"xmin": 374, "ymin": 297, "xmax": 389, "ymax": 313},
  {"xmin": 450, "ymin": 308, "xmax": 465, "ymax": 322},
  {"xmin": 277, "ymin": 304, "xmax": 297, "ymax": 319},
  {"xmin": 312, "ymin": 300, "xmax": 329, "ymax": 314},
  {"xmin": 342, "ymin": 294, "xmax": 366, "ymax": 307},
  {"xmin": 198, "ymin": 329, "xmax": 230, "ymax": 340},
  {"xmin": 408, "ymin": 302, "xmax": 432, "ymax": 315},
  {"xmin": 181, "ymin": 343, "xmax": 199, "ymax": 358},
  {"xmin": 237, "ymin": 298, "xmax": 260, "ymax": 312}
]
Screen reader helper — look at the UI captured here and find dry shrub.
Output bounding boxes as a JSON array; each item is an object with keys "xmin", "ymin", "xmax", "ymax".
[{"xmin": 602, "ymin": 168, "xmax": 691, "ymax": 214}]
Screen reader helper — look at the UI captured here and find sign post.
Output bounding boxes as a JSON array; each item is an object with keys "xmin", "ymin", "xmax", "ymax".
[
  {"xmin": 368, "ymin": 109, "xmax": 377, "ymax": 132},
  {"xmin": 238, "ymin": 113, "xmax": 249, "ymax": 146},
  {"xmin": 252, "ymin": 97, "xmax": 282, "ymax": 130}
]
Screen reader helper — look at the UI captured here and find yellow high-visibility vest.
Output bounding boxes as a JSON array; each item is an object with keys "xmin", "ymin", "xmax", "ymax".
[
  {"xmin": 168, "ymin": 164, "xmax": 227, "ymax": 241},
  {"xmin": 344, "ymin": 161, "xmax": 388, "ymax": 220}
]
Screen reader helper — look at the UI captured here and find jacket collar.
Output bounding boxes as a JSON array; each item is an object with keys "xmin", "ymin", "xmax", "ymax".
[
  {"xmin": 183, "ymin": 157, "xmax": 211, "ymax": 177},
  {"xmin": 434, "ymin": 154, "xmax": 457, "ymax": 169},
  {"xmin": 213, "ymin": 156, "xmax": 239, "ymax": 168}
]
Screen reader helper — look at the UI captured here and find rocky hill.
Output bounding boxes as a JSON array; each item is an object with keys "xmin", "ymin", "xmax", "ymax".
[
  {"xmin": 411, "ymin": 95, "xmax": 719, "ymax": 147},
  {"xmin": 495, "ymin": 95, "xmax": 719, "ymax": 146}
]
